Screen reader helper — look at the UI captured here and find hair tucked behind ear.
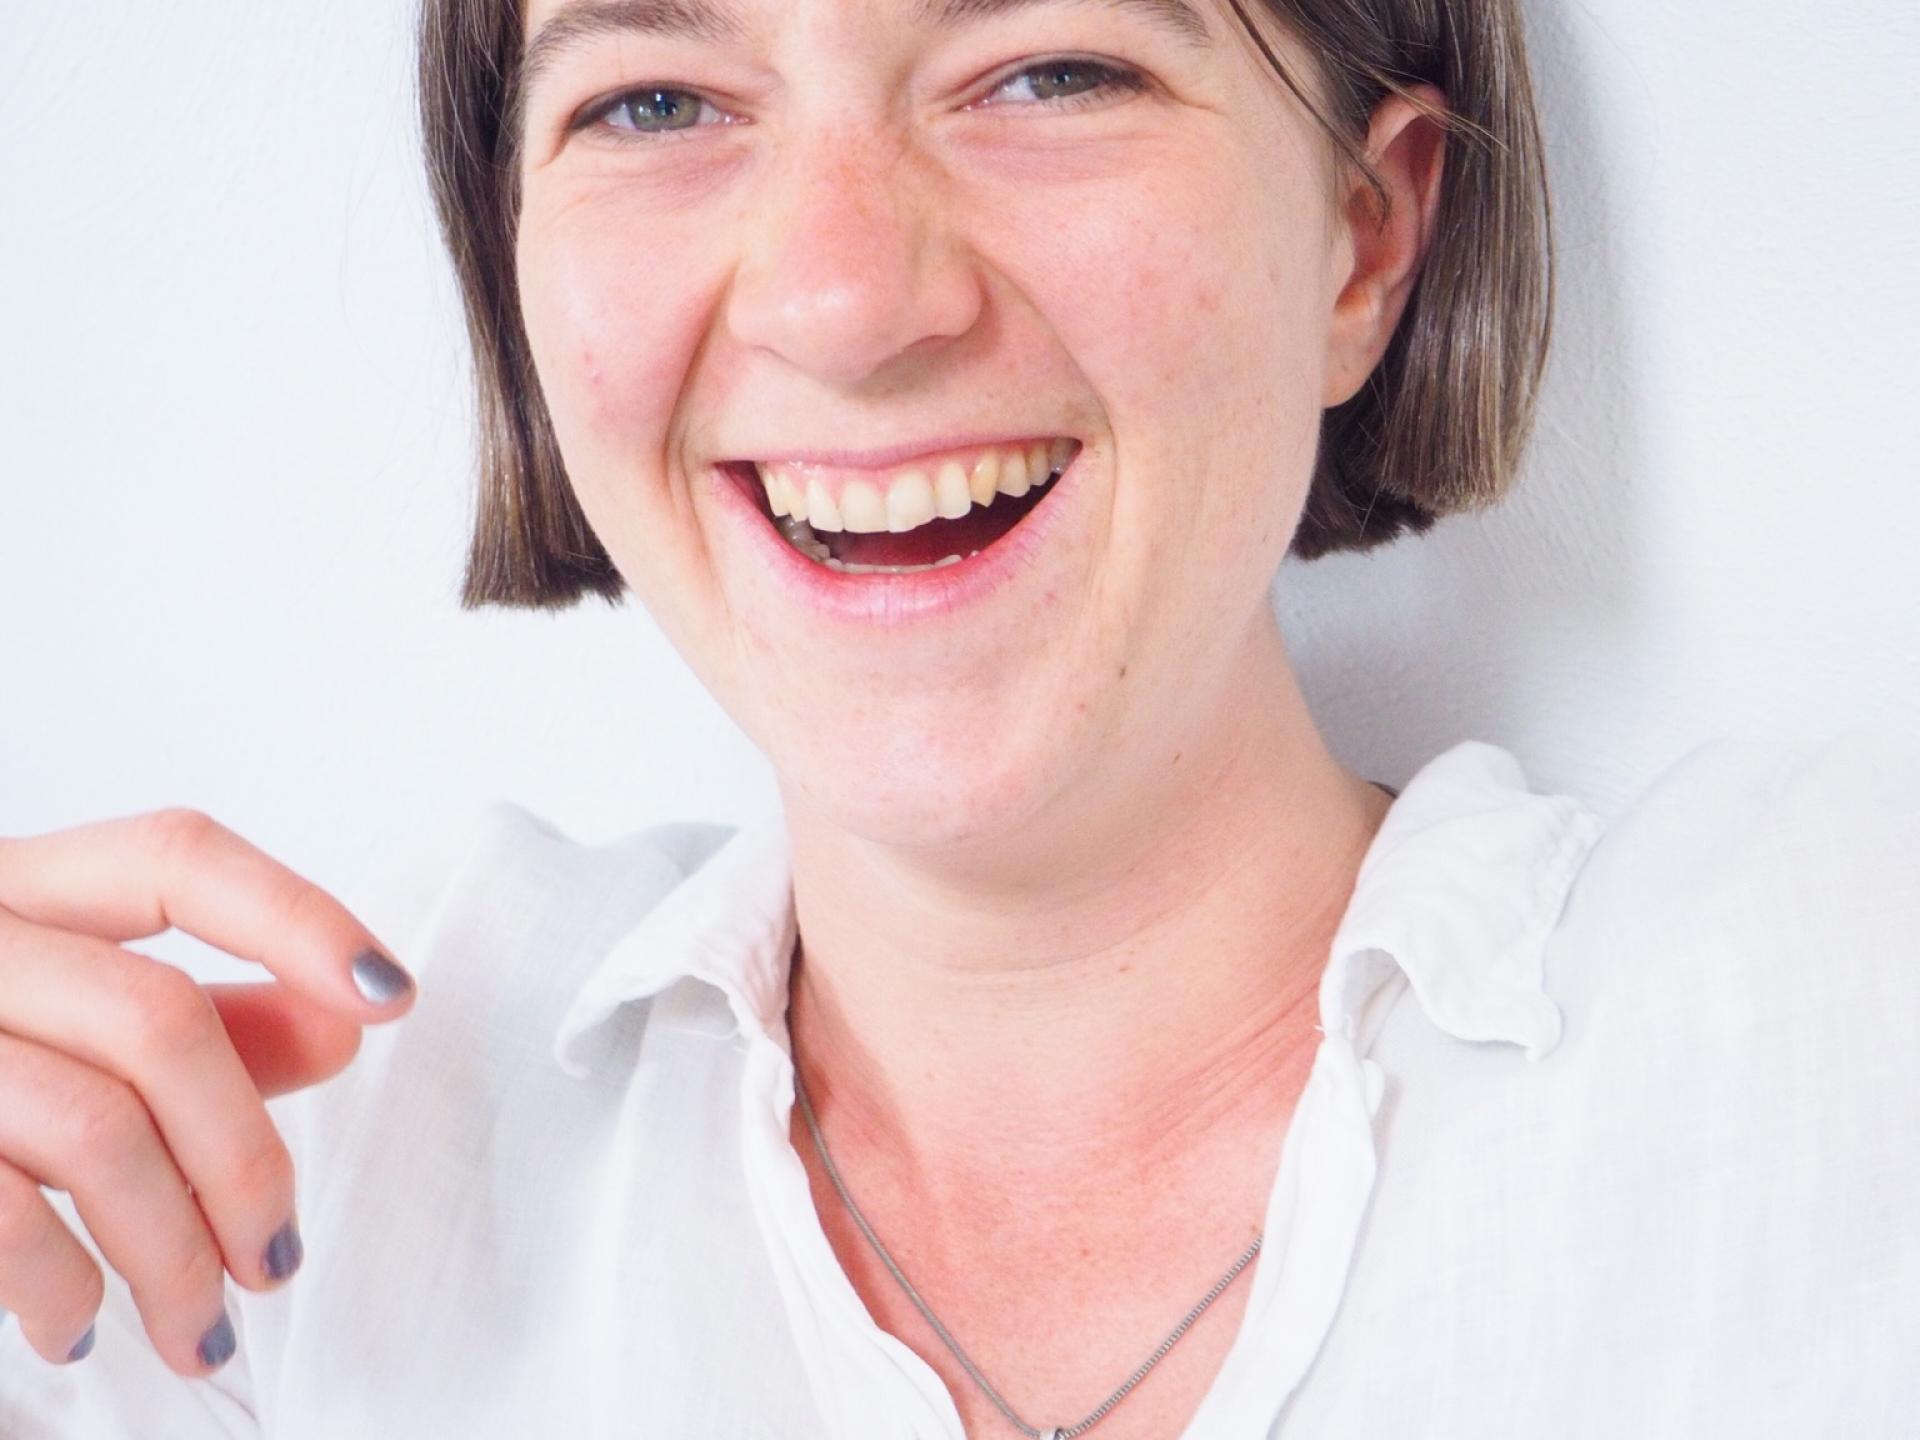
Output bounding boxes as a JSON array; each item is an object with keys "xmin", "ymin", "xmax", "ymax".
[
  {"xmin": 1220, "ymin": 0, "xmax": 1556, "ymax": 560},
  {"xmin": 418, "ymin": 0, "xmax": 1554, "ymax": 608}
]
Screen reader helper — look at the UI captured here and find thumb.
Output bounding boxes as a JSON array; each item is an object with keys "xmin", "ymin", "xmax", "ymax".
[{"xmin": 205, "ymin": 981, "xmax": 367, "ymax": 1099}]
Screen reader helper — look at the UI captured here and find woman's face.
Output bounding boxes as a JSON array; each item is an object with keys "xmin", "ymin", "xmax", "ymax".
[{"xmin": 514, "ymin": 0, "xmax": 1399, "ymax": 845}]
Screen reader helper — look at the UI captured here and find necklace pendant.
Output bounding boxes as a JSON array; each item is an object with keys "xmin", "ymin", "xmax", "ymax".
[{"xmin": 1038, "ymin": 1430, "xmax": 1063, "ymax": 1440}]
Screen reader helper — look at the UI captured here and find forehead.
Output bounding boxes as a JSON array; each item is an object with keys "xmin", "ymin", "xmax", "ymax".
[{"xmin": 517, "ymin": 0, "xmax": 1218, "ymax": 50}]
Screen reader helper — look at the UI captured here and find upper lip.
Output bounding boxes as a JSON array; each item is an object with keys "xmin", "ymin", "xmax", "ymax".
[{"xmin": 716, "ymin": 432, "xmax": 1078, "ymax": 473}]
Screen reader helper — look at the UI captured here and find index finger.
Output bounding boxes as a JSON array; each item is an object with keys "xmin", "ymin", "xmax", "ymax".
[{"xmin": 0, "ymin": 809, "xmax": 416, "ymax": 1021}]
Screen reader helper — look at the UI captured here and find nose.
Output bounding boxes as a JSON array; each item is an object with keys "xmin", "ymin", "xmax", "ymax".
[{"xmin": 723, "ymin": 136, "xmax": 985, "ymax": 388}]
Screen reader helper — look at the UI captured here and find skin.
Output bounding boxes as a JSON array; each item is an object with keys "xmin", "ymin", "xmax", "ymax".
[
  {"xmin": 0, "ymin": 811, "xmax": 410, "ymax": 1375},
  {"xmin": 515, "ymin": 0, "xmax": 1445, "ymax": 1431}
]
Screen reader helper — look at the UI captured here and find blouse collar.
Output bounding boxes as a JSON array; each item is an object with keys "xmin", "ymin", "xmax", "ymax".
[{"xmin": 552, "ymin": 739, "xmax": 1605, "ymax": 1079}]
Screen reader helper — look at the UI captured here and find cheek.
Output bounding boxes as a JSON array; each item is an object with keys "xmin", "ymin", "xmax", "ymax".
[
  {"xmin": 988, "ymin": 159, "xmax": 1325, "ymax": 459},
  {"xmin": 516, "ymin": 193, "xmax": 722, "ymax": 470},
  {"xmin": 983, "ymin": 142, "xmax": 1328, "ymax": 545}
]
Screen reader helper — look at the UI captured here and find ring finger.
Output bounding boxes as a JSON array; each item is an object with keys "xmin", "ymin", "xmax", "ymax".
[
  {"xmin": 0, "ymin": 1030, "xmax": 237, "ymax": 1378},
  {"xmin": 0, "ymin": 1152, "xmax": 104, "ymax": 1365}
]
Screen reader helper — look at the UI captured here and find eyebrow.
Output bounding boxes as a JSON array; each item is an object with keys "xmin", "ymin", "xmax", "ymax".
[
  {"xmin": 522, "ymin": 0, "xmax": 1212, "ymax": 99},
  {"xmin": 917, "ymin": 0, "xmax": 1212, "ymax": 48}
]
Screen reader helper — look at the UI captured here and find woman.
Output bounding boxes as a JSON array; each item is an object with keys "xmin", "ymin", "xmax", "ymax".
[{"xmin": 2, "ymin": 0, "xmax": 1916, "ymax": 1435}]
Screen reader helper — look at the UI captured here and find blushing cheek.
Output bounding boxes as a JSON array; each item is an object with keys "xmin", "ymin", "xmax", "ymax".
[
  {"xmin": 1000, "ymin": 162, "xmax": 1325, "ymax": 575},
  {"xmin": 518, "ymin": 210, "xmax": 718, "ymax": 487},
  {"xmin": 1021, "ymin": 189, "xmax": 1305, "ymax": 499},
  {"xmin": 1011, "ymin": 189, "xmax": 1295, "ymax": 452}
]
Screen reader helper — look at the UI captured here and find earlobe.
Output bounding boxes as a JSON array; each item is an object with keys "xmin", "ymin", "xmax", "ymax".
[{"xmin": 1321, "ymin": 85, "xmax": 1450, "ymax": 409}]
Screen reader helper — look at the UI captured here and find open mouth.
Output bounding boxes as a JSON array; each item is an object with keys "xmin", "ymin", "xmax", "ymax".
[{"xmin": 722, "ymin": 437, "xmax": 1080, "ymax": 575}]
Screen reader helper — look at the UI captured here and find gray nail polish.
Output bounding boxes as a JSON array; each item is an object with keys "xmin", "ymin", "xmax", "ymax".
[
  {"xmin": 67, "ymin": 1324, "xmax": 96, "ymax": 1362},
  {"xmin": 350, "ymin": 948, "xmax": 414, "ymax": 1004},
  {"xmin": 198, "ymin": 1311, "xmax": 236, "ymax": 1369},
  {"xmin": 264, "ymin": 1219, "xmax": 303, "ymax": 1281}
]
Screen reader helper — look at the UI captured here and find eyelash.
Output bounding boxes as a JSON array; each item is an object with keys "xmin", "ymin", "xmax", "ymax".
[{"xmin": 571, "ymin": 55, "xmax": 1148, "ymax": 144}]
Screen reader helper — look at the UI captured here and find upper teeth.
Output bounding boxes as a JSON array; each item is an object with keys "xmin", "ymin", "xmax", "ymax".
[{"xmin": 756, "ymin": 439, "xmax": 1076, "ymax": 535}]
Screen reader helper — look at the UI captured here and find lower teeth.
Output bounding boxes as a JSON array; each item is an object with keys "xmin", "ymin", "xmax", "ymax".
[
  {"xmin": 774, "ymin": 516, "xmax": 977, "ymax": 574},
  {"xmin": 828, "ymin": 553, "xmax": 972, "ymax": 574}
]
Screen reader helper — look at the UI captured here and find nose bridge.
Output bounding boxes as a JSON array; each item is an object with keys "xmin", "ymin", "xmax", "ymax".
[{"xmin": 725, "ymin": 118, "xmax": 980, "ymax": 385}]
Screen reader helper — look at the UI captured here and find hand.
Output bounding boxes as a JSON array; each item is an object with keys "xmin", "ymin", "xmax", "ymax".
[{"xmin": 0, "ymin": 808, "xmax": 416, "ymax": 1376}]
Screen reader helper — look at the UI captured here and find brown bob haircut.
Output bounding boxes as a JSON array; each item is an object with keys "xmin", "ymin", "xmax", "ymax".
[{"xmin": 419, "ymin": 0, "xmax": 1554, "ymax": 610}]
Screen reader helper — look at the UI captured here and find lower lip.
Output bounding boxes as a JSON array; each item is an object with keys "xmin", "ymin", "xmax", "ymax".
[{"xmin": 706, "ymin": 451, "xmax": 1083, "ymax": 626}]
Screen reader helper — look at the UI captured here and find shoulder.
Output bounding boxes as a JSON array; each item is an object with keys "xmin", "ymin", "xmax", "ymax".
[
  {"xmin": 1363, "ymin": 737, "xmax": 1920, "ymax": 1402},
  {"xmin": 1547, "ymin": 727, "xmax": 1920, "ymax": 1061},
  {"xmin": 1562, "ymin": 728, "xmax": 1920, "ymax": 945}
]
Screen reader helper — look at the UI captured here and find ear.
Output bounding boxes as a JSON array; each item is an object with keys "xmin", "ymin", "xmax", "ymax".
[{"xmin": 1322, "ymin": 85, "xmax": 1449, "ymax": 409}]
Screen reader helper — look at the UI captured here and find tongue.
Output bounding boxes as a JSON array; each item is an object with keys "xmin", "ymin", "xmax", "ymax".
[{"xmin": 828, "ymin": 484, "xmax": 1051, "ymax": 566}]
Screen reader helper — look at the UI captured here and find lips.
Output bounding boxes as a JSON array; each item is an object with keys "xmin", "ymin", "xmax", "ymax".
[{"xmin": 704, "ymin": 433, "xmax": 1088, "ymax": 625}]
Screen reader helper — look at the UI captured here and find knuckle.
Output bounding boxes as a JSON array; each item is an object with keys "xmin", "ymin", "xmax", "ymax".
[
  {"xmin": 144, "ymin": 806, "xmax": 222, "ymax": 858},
  {"xmin": 222, "ymin": 1134, "xmax": 294, "ymax": 1211},
  {"xmin": 123, "ymin": 961, "xmax": 223, "ymax": 1064},
  {"xmin": 152, "ymin": 1233, "xmax": 225, "ymax": 1303},
  {"xmin": 270, "ymin": 874, "xmax": 333, "ymax": 940},
  {"xmin": 54, "ymin": 1075, "xmax": 150, "ymax": 1168}
]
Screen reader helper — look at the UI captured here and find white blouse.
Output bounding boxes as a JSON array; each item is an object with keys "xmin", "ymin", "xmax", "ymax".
[{"xmin": 4, "ymin": 733, "xmax": 1918, "ymax": 1438}]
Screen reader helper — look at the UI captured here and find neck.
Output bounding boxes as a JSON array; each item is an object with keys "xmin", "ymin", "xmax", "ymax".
[{"xmin": 780, "ymin": 617, "xmax": 1391, "ymax": 1215}]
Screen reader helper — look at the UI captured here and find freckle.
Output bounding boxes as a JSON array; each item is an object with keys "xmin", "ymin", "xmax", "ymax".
[
  {"xmin": 1118, "ymin": 663, "xmax": 1128, "ymax": 680},
  {"xmin": 1171, "ymin": 751, "xmax": 1182, "ymax": 766}
]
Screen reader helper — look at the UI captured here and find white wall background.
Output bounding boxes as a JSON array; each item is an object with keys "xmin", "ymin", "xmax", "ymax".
[{"xmin": 3, "ymin": 1, "xmax": 1916, "ymax": 982}]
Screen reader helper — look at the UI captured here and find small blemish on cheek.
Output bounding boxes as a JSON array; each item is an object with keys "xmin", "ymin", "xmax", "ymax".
[{"xmin": 572, "ymin": 338, "xmax": 634, "ymax": 434}]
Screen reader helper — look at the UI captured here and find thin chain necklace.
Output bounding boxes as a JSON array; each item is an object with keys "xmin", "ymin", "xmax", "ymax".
[
  {"xmin": 786, "ymin": 779, "xmax": 1398, "ymax": 1436},
  {"xmin": 791, "ymin": 1062, "xmax": 1262, "ymax": 1440}
]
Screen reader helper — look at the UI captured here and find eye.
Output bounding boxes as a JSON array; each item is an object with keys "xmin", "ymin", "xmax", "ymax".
[
  {"xmin": 975, "ymin": 56, "xmax": 1147, "ymax": 111},
  {"xmin": 564, "ymin": 57, "xmax": 1144, "ymax": 142},
  {"xmin": 577, "ymin": 86, "xmax": 736, "ymax": 140}
]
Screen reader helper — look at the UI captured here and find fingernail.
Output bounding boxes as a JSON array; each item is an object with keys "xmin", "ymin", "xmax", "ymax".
[
  {"xmin": 264, "ymin": 1218, "xmax": 304, "ymax": 1281},
  {"xmin": 350, "ymin": 948, "xmax": 414, "ymax": 1004},
  {"xmin": 67, "ymin": 1324, "xmax": 96, "ymax": 1363},
  {"xmin": 198, "ymin": 1310, "xmax": 236, "ymax": 1369}
]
